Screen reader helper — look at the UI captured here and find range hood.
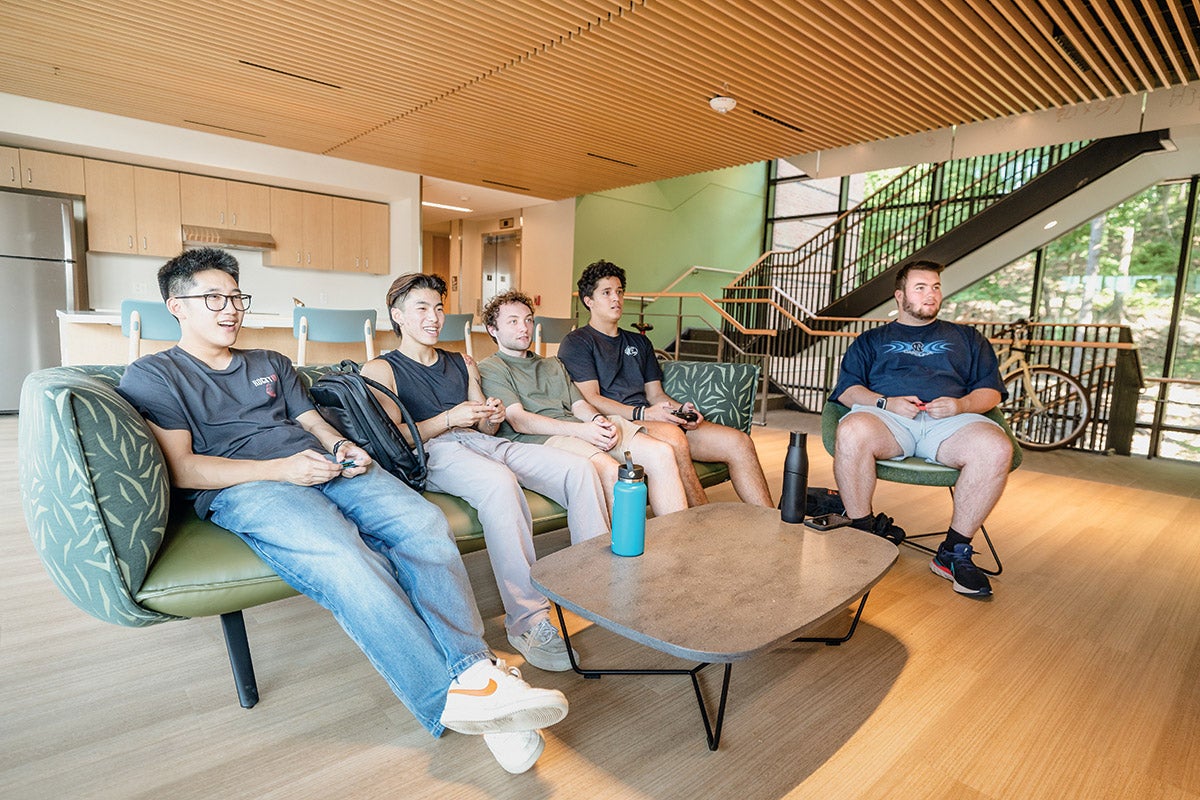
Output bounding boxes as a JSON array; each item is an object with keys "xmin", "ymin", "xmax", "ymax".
[{"xmin": 181, "ymin": 224, "xmax": 275, "ymax": 251}]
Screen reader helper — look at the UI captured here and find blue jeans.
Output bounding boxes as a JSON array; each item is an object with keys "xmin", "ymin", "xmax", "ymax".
[{"xmin": 208, "ymin": 464, "xmax": 492, "ymax": 736}]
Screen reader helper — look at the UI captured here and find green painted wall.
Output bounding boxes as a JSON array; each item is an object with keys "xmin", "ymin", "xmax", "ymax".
[{"xmin": 573, "ymin": 163, "xmax": 768, "ymax": 345}]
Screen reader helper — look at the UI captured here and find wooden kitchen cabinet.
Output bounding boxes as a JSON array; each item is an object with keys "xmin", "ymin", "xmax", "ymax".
[
  {"xmin": 1, "ymin": 147, "xmax": 85, "ymax": 194},
  {"xmin": 302, "ymin": 193, "xmax": 333, "ymax": 269},
  {"xmin": 361, "ymin": 201, "xmax": 389, "ymax": 275},
  {"xmin": 331, "ymin": 197, "xmax": 362, "ymax": 272},
  {"xmin": 84, "ymin": 159, "xmax": 181, "ymax": 257},
  {"xmin": 0, "ymin": 147, "xmax": 19, "ymax": 188},
  {"xmin": 332, "ymin": 197, "xmax": 390, "ymax": 274},
  {"xmin": 266, "ymin": 187, "xmax": 332, "ymax": 269},
  {"xmin": 180, "ymin": 174, "xmax": 271, "ymax": 231},
  {"xmin": 266, "ymin": 187, "xmax": 304, "ymax": 267}
]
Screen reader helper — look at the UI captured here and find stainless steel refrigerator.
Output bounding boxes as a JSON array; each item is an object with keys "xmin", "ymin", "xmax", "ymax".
[{"xmin": 0, "ymin": 190, "xmax": 76, "ymax": 413}]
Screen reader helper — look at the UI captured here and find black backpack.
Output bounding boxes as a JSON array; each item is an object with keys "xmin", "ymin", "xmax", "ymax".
[{"xmin": 309, "ymin": 360, "xmax": 428, "ymax": 492}]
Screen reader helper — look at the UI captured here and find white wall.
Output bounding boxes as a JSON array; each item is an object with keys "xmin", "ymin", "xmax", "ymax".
[
  {"xmin": 0, "ymin": 93, "xmax": 421, "ymax": 317},
  {"xmin": 456, "ymin": 199, "xmax": 575, "ymax": 319}
]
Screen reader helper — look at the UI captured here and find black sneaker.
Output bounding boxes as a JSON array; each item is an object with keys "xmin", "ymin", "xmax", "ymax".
[
  {"xmin": 851, "ymin": 513, "xmax": 907, "ymax": 544},
  {"xmin": 930, "ymin": 543, "xmax": 992, "ymax": 597}
]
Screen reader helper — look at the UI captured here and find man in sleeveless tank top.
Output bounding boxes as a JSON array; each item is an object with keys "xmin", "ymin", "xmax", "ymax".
[
  {"xmin": 362, "ymin": 274, "xmax": 609, "ymax": 679},
  {"xmin": 117, "ymin": 249, "xmax": 568, "ymax": 774}
]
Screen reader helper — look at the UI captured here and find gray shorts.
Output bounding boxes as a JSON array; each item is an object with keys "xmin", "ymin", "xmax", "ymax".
[{"xmin": 844, "ymin": 404, "xmax": 1001, "ymax": 463}]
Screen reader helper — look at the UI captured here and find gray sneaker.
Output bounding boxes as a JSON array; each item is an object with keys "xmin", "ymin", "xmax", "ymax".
[{"xmin": 508, "ymin": 619, "xmax": 578, "ymax": 672}]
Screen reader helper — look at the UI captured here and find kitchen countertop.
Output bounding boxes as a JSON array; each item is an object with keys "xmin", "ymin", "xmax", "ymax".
[{"xmin": 58, "ymin": 310, "xmax": 301, "ymax": 329}]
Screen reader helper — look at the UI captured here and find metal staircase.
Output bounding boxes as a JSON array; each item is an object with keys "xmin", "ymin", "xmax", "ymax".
[{"xmin": 716, "ymin": 130, "xmax": 1173, "ymax": 409}]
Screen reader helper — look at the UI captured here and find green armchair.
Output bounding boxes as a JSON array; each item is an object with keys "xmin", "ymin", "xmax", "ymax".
[{"xmin": 820, "ymin": 400, "xmax": 1022, "ymax": 573}]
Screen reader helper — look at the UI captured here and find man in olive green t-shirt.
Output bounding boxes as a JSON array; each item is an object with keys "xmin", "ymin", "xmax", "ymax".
[{"xmin": 477, "ymin": 290, "xmax": 687, "ymax": 517}]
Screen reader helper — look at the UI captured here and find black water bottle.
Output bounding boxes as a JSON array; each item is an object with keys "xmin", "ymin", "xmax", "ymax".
[{"xmin": 780, "ymin": 431, "xmax": 809, "ymax": 524}]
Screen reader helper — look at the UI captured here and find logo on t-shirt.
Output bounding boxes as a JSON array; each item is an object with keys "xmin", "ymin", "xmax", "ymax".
[
  {"xmin": 252, "ymin": 373, "xmax": 279, "ymax": 398},
  {"xmin": 624, "ymin": 345, "xmax": 639, "ymax": 357},
  {"xmin": 882, "ymin": 340, "xmax": 952, "ymax": 358}
]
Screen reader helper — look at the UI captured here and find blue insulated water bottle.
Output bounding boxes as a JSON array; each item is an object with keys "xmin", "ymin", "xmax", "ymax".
[{"xmin": 611, "ymin": 450, "xmax": 647, "ymax": 557}]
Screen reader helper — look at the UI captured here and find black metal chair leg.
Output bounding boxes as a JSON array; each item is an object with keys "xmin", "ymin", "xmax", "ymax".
[{"xmin": 220, "ymin": 611, "xmax": 260, "ymax": 709}]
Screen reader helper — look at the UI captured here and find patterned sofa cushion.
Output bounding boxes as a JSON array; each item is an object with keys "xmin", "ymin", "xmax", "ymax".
[
  {"xmin": 19, "ymin": 366, "xmax": 174, "ymax": 626},
  {"xmin": 661, "ymin": 359, "xmax": 760, "ymax": 434}
]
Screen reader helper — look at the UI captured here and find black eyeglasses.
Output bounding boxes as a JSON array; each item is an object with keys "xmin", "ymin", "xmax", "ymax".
[{"xmin": 174, "ymin": 293, "xmax": 253, "ymax": 312}]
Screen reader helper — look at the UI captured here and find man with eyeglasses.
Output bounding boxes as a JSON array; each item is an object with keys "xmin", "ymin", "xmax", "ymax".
[{"xmin": 116, "ymin": 248, "xmax": 569, "ymax": 775}]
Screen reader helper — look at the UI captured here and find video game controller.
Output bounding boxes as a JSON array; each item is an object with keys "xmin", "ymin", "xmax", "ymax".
[{"xmin": 672, "ymin": 407, "xmax": 699, "ymax": 423}]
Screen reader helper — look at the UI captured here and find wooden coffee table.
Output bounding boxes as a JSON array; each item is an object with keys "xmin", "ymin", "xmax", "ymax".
[{"xmin": 529, "ymin": 502, "xmax": 897, "ymax": 750}]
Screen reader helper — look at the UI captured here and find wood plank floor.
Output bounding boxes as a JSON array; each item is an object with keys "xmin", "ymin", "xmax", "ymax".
[{"xmin": 3, "ymin": 410, "xmax": 1200, "ymax": 800}]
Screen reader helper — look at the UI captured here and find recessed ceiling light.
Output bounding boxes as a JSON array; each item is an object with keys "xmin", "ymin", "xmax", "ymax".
[
  {"xmin": 1044, "ymin": 219, "xmax": 1059, "ymax": 230},
  {"xmin": 422, "ymin": 201, "xmax": 473, "ymax": 213}
]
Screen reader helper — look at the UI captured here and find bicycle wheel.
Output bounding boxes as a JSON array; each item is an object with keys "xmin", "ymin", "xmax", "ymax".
[{"xmin": 1002, "ymin": 367, "xmax": 1091, "ymax": 451}]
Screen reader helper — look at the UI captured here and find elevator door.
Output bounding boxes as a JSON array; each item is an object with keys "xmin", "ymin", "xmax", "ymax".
[{"xmin": 481, "ymin": 232, "xmax": 520, "ymax": 310}]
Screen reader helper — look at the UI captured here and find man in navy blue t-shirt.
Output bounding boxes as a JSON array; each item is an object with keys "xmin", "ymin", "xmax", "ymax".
[
  {"xmin": 831, "ymin": 260, "xmax": 1013, "ymax": 598},
  {"xmin": 559, "ymin": 260, "xmax": 772, "ymax": 510}
]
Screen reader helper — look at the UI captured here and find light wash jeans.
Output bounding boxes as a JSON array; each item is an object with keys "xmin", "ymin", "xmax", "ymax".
[{"xmin": 208, "ymin": 463, "xmax": 492, "ymax": 736}]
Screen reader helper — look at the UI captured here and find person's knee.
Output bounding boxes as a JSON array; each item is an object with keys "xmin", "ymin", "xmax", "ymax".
[
  {"xmin": 979, "ymin": 427, "xmax": 1014, "ymax": 471},
  {"xmin": 655, "ymin": 425, "xmax": 691, "ymax": 458},
  {"xmin": 835, "ymin": 413, "xmax": 878, "ymax": 454},
  {"xmin": 638, "ymin": 436, "xmax": 676, "ymax": 470},
  {"xmin": 725, "ymin": 428, "xmax": 758, "ymax": 461},
  {"xmin": 592, "ymin": 454, "xmax": 619, "ymax": 484}
]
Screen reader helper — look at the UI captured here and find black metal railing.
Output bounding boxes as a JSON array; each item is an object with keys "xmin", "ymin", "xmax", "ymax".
[{"xmin": 724, "ymin": 142, "xmax": 1087, "ymax": 335}]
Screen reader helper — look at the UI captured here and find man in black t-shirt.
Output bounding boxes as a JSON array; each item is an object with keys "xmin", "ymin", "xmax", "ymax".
[
  {"xmin": 831, "ymin": 260, "xmax": 1013, "ymax": 598},
  {"xmin": 116, "ymin": 248, "xmax": 567, "ymax": 774},
  {"xmin": 559, "ymin": 260, "xmax": 772, "ymax": 509}
]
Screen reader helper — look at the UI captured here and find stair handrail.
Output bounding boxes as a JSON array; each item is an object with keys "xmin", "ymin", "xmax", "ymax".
[
  {"xmin": 621, "ymin": 291, "xmax": 778, "ymax": 337},
  {"xmin": 642, "ymin": 266, "xmax": 742, "ymax": 304}
]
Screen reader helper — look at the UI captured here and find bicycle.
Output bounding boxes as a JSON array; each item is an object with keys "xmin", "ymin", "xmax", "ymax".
[{"xmin": 994, "ymin": 319, "xmax": 1091, "ymax": 451}]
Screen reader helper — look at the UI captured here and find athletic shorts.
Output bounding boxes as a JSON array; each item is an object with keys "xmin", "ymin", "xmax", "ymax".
[
  {"xmin": 844, "ymin": 404, "xmax": 1001, "ymax": 463},
  {"xmin": 544, "ymin": 415, "xmax": 645, "ymax": 462}
]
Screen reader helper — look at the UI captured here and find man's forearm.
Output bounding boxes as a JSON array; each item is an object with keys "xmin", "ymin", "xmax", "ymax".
[
  {"xmin": 957, "ymin": 388, "xmax": 1002, "ymax": 415},
  {"xmin": 837, "ymin": 385, "xmax": 885, "ymax": 408},
  {"xmin": 169, "ymin": 452, "xmax": 284, "ymax": 490},
  {"xmin": 507, "ymin": 406, "xmax": 594, "ymax": 437},
  {"xmin": 581, "ymin": 391, "xmax": 635, "ymax": 419}
]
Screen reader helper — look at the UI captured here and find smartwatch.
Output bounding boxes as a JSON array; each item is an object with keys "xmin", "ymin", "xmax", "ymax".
[{"xmin": 876, "ymin": 396, "xmax": 887, "ymax": 409}]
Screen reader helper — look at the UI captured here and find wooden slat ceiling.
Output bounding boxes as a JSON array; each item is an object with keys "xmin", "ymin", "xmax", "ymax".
[{"xmin": 1, "ymin": 0, "xmax": 1197, "ymax": 200}]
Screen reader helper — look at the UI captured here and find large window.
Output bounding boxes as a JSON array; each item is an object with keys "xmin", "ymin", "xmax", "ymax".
[{"xmin": 766, "ymin": 159, "xmax": 1200, "ymax": 461}]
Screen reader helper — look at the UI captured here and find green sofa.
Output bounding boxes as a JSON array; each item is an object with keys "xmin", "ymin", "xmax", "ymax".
[{"xmin": 18, "ymin": 359, "xmax": 760, "ymax": 708}]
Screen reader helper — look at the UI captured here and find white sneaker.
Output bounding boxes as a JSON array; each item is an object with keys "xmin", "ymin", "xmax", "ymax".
[
  {"xmin": 439, "ymin": 659, "xmax": 568, "ymax": 735},
  {"xmin": 507, "ymin": 619, "xmax": 578, "ymax": 672},
  {"xmin": 484, "ymin": 729, "xmax": 545, "ymax": 774}
]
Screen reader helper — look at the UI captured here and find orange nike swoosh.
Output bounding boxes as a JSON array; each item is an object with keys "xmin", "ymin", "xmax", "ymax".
[{"xmin": 448, "ymin": 679, "xmax": 497, "ymax": 697}]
